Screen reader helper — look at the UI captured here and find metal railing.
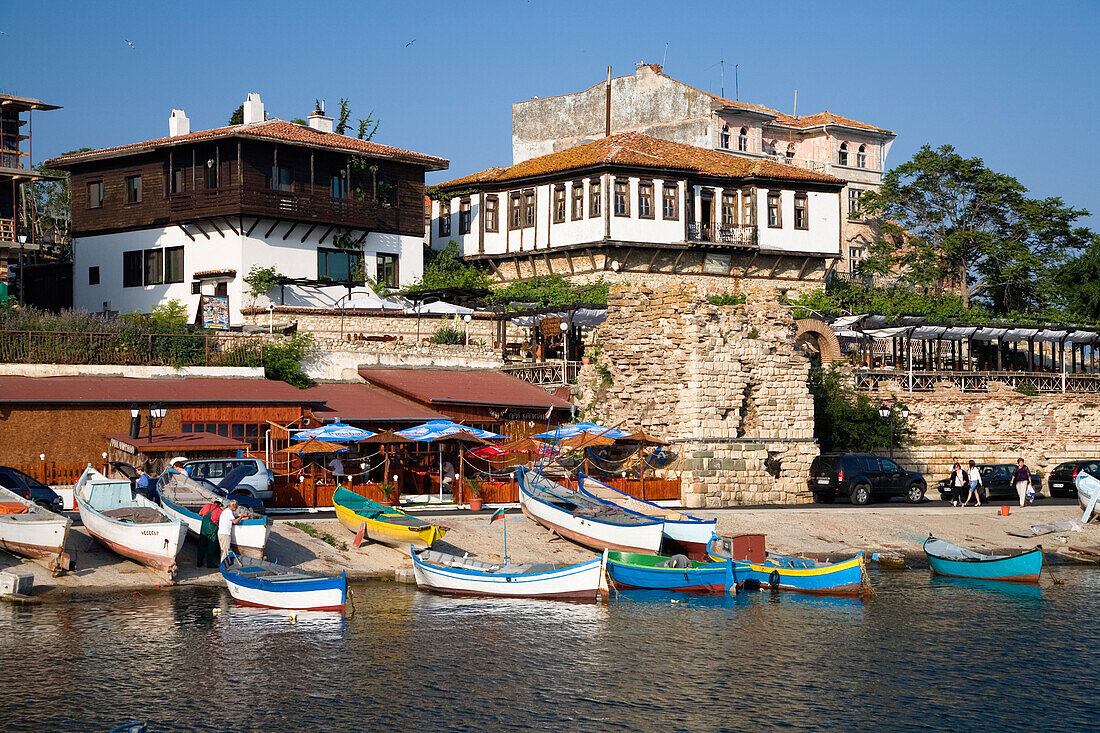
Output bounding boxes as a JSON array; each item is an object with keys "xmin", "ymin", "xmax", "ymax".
[
  {"xmin": 762, "ymin": 154, "xmax": 827, "ymax": 173},
  {"xmin": 0, "ymin": 330, "xmax": 264, "ymax": 367},
  {"xmin": 687, "ymin": 223, "xmax": 757, "ymax": 246},
  {"xmin": 501, "ymin": 360, "xmax": 580, "ymax": 386},
  {"xmin": 854, "ymin": 369, "xmax": 1100, "ymax": 394}
]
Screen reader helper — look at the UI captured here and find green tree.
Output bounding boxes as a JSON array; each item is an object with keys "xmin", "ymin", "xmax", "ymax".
[
  {"xmin": 334, "ymin": 98, "xmax": 352, "ymax": 135},
  {"xmin": 809, "ymin": 362, "xmax": 909, "ymax": 452},
  {"xmin": 489, "ymin": 274, "xmax": 608, "ymax": 306},
  {"xmin": 406, "ymin": 241, "xmax": 492, "ymax": 292},
  {"xmin": 1056, "ymin": 245, "xmax": 1100, "ymax": 321},
  {"xmin": 357, "ymin": 112, "xmax": 379, "ymax": 141},
  {"xmin": 860, "ymin": 144, "xmax": 1094, "ymax": 313},
  {"xmin": 229, "ymin": 105, "xmax": 244, "ymax": 125},
  {"xmin": 263, "ymin": 334, "xmax": 315, "ymax": 388}
]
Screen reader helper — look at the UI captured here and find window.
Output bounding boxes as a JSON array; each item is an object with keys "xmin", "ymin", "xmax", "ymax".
[
  {"xmin": 123, "ymin": 247, "xmax": 183, "ymax": 287},
  {"xmin": 164, "ymin": 246, "xmax": 184, "ymax": 283},
  {"xmin": 143, "ymin": 249, "xmax": 164, "ymax": 285},
  {"xmin": 170, "ymin": 169, "xmax": 185, "ymax": 195},
  {"xmin": 571, "ymin": 182, "xmax": 584, "ymax": 220},
  {"xmin": 613, "ymin": 178, "xmax": 629, "ymax": 217},
  {"xmin": 523, "ymin": 189, "xmax": 535, "ymax": 227},
  {"xmin": 857, "ymin": 144, "xmax": 867, "ymax": 168},
  {"xmin": 662, "ymin": 182, "xmax": 678, "ymax": 220},
  {"xmin": 738, "ymin": 127, "xmax": 748, "ymax": 152},
  {"xmin": 838, "ymin": 142, "xmax": 848, "ymax": 166},
  {"xmin": 125, "ymin": 175, "xmax": 142, "ymax": 204},
  {"xmin": 331, "ymin": 173, "xmax": 347, "ymax": 199},
  {"xmin": 123, "ymin": 251, "xmax": 143, "ymax": 287},
  {"xmin": 848, "ymin": 188, "xmax": 863, "ymax": 219},
  {"xmin": 786, "ymin": 143, "xmax": 796, "ymax": 160},
  {"xmin": 509, "ymin": 192, "xmax": 523, "ymax": 229},
  {"xmin": 485, "ymin": 195, "xmax": 499, "ymax": 232},
  {"xmin": 767, "ymin": 191, "xmax": 782, "ymax": 228},
  {"xmin": 88, "ymin": 181, "xmax": 103, "ymax": 208},
  {"xmin": 721, "ymin": 192, "xmax": 737, "ymax": 226},
  {"xmin": 553, "ymin": 185, "xmax": 566, "ymax": 223},
  {"xmin": 439, "ymin": 199, "xmax": 451, "ymax": 237},
  {"xmin": 272, "ymin": 165, "xmax": 292, "ymax": 192},
  {"xmin": 192, "ymin": 282, "xmax": 202, "ymax": 295},
  {"xmin": 638, "ymin": 181, "xmax": 653, "ymax": 218},
  {"xmin": 317, "ymin": 247, "xmax": 364, "ymax": 282},
  {"xmin": 88, "ymin": 266, "xmax": 100, "ymax": 285},
  {"xmin": 720, "ymin": 124, "xmax": 730, "ymax": 149},
  {"xmin": 589, "ymin": 179, "xmax": 601, "ymax": 217},
  {"xmin": 848, "ymin": 246, "xmax": 864, "ymax": 274},
  {"xmin": 459, "ymin": 199, "xmax": 472, "ymax": 235},
  {"xmin": 741, "ymin": 188, "xmax": 754, "ymax": 225},
  {"xmin": 377, "ymin": 253, "xmax": 398, "ymax": 288},
  {"xmin": 377, "ymin": 178, "xmax": 398, "ymax": 207},
  {"xmin": 205, "ymin": 160, "xmax": 218, "ymax": 189},
  {"xmin": 794, "ymin": 193, "xmax": 808, "ymax": 230}
]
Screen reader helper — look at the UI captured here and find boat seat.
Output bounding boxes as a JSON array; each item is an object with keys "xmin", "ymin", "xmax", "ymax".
[
  {"xmin": 655, "ymin": 554, "xmax": 692, "ymax": 569},
  {"xmin": 102, "ymin": 507, "xmax": 167, "ymax": 524}
]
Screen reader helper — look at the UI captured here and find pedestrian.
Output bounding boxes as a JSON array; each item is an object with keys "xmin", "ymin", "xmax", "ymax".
[
  {"xmin": 196, "ymin": 501, "xmax": 221, "ymax": 568},
  {"xmin": 1012, "ymin": 458, "xmax": 1032, "ymax": 508},
  {"xmin": 962, "ymin": 460, "xmax": 983, "ymax": 507},
  {"xmin": 134, "ymin": 466, "xmax": 151, "ymax": 498},
  {"xmin": 328, "ymin": 455, "xmax": 345, "ymax": 480},
  {"xmin": 218, "ymin": 499, "xmax": 243, "ymax": 563},
  {"xmin": 949, "ymin": 459, "xmax": 966, "ymax": 507}
]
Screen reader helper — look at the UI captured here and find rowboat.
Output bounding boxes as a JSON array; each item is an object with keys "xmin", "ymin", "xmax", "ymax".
[
  {"xmin": 411, "ymin": 547, "xmax": 605, "ymax": 601},
  {"xmin": 332, "ymin": 487, "xmax": 445, "ymax": 548},
  {"xmin": 0, "ymin": 485, "xmax": 72, "ymax": 573},
  {"xmin": 74, "ymin": 466, "xmax": 187, "ymax": 581},
  {"xmin": 517, "ymin": 468, "xmax": 664, "ymax": 554},
  {"xmin": 1075, "ymin": 472, "xmax": 1100, "ymax": 520},
  {"xmin": 220, "ymin": 554, "xmax": 347, "ymax": 612},
  {"xmin": 923, "ymin": 535, "xmax": 1043, "ymax": 584},
  {"xmin": 707, "ymin": 534, "xmax": 868, "ymax": 596},
  {"xmin": 577, "ymin": 473, "xmax": 715, "ymax": 560},
  {"xmin": 156, "ymin": 476, "xmax": 270, "ymax": 558},
  {"xmin": 605, "ymin": 551, "xmax": 737, "ymax": 594}
]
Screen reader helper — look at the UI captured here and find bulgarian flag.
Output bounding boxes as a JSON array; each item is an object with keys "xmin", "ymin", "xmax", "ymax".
[{"xmin": 489, "ymin": 508, "xmax": 507, "ymax": 523}]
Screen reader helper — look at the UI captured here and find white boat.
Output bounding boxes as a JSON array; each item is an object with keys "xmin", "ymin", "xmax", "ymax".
[
  {"xmin": 516, "ymin": 468, "xmax": 664, "ymax": 554},
  {"xmin": 0, "ymin": 485, "xmax": 72, "ymax": 573},
  {"xmin": 411, "ymin": 547, "xmax": 605, "ymax": 601},
  {"xmin": 74, "ymin": 466, "xmax": 187, "ymax": 581},
  {"xmin": 156, "ymin": 475, "xmax": 270, "ymax": 558},
  {"xmin": 1076, "ymin": 471, "xmax": 1100, "ymax": 520},
  {"xmin": 220, "ymin": 554, "xmax": 347, "ymax": 612},
  {"xmin": 577, "ymin": 473, "xmax": 716, "ymax": 560}
]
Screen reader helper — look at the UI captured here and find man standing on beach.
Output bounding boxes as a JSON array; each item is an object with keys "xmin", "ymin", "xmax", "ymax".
[{"xmin": 218, "ymin": 499, "xmax": 243, "ymax": 562}]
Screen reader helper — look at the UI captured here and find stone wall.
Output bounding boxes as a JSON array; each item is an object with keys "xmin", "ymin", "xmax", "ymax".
[
  {"xmin": 577, "ymin": 283, "xmax": 817, "ymax": 506},
  {"xmin": 241, "ymin": 308, "xmax": 498, "ymax": 344}
]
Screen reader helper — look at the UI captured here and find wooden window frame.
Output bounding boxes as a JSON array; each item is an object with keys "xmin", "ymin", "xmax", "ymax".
[
  {"xmin": 509, "ymin": 191, "xmax": 523, "ymax": 230},
  {"xmin": 720, "ymin": 124, "xmax": 730, "ymax": 149},
  {"xmin": 317, "ymin": 247, "xmax": 364, "ymax": 282},
  {"xmin": 721, "ymin": 192, "xmax": 737, "ymax": 227},
  {"xmin": 767, "ymin": 190, "xmax": 782, "ymax": 229},
  {"xmin": 838, "ymin": 142, "xmax": 849, "ymax": 167},
  {"xmin": 123, "ymin": 250, "xmax": 143, "ymax": 288},
  {"xmin": 125, "ymin": 174, "xmax": 142, "ymax": 204},
  {"xmin": 439, "ymin": 199, "xmax": 451, "ymax": 238},
  {"xmin": 738, "ymin": 127, "xmax": 749, "ymax": 152},
  {"xmin": 637, "ymin": 181, "xmax": 654, "ymax": 219},
  {"xmin": 553, "ymin": 185, "xmax": 566, "ymax": 224},
  {"xmin": 458, "ymin": 198, "xmax": 472, "ymax": 235},
  {"xmin": 87, "ymin": 180, "xmax": 104, "ymax": 209},
  {"xmin": 571, "ymin": 182, "xmax": 584, "ymax": 220},
  {"xmin": 662, "ymin": 182, "xmax": 679, "ymax": 220},
  {"xmin": 164, "ymin": 246, "xmax": 185, "ymax": 284},
  {"xmin": 741, "ymin": 188, "xmax": 754, "ymax": 226},
  {"xmin": 613, "ymin": 178, "xmax": 630, "ymax": 217},
  {"xmin": 523, "ymin": 188, "xmax": 536, "ymax": 228},
  {"xmin": 848, "ymin": 188, "xmax": 864, "ymax": 221},
  {"xmin": 376, "ymin": 252, "xmax": 399, "ymax": 288},
  {"xmin": 205, "ymin": 160, "xmax": 219, "ymax": 190},
  {"xmin": 485, "ymin": 195, "xmax": 499, "ymax": 232},
  {"xmin": 589, "ymin": 179, "xmax": 601, "ymax": 218},
  {"xmin": 793, "ymin": 192, "xmax": 809, "ymax": 230}
]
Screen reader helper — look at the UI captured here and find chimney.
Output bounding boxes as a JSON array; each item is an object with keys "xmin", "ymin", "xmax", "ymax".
[
  {"xmin": 308, "ymin": 109, "xmax": 334, "ymax": 134},
  {"xmin": 168, "ymin": 109, "xmax": 190, "ymax": 137},
  {"xmin": 243, "ymin": 93, "xmax": 264, "ymax": 125}
]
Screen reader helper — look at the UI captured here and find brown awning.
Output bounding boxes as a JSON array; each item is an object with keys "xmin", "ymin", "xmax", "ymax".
[
  {"xmin": 616, "ymin": 431, "xmax": 670, "ymax": 447},
  {"xmin": 278, "ymin": 438, "xmax": 346, "ymax": 454}
]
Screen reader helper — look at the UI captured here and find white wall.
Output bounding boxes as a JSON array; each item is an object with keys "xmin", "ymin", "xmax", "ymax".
[{"xmin": 754, "ymin": 189, "xmax": 840, "ymax": 255}]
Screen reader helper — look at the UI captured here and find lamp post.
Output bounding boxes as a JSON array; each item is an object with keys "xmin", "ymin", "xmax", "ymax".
[
  {"xmin": 879, "ymin": 404, "xmax": 910, "ymax": 456},
  {"xmin": 17, "ymin": 234, "xmax": 27, "ymax": 304},
  {"xmin": 463, "ymin": 313, "xmax": 472, "ymax": 347},
  {"xmin": 560, "ymin": 320, "xmax": 570, "ymax": 385}
]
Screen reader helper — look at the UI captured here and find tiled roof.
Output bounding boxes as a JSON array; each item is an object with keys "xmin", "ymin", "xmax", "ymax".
[
  {"xmin": 304, "ymin": 383, "xmax": 447, "ymax": 423},
  {"xmin": 45, "ymin": 119, "xmax": 449, "ymax": 170},
  {"xmin": 438, "ymin": 131, "xmax": 845, "ymax": 188},
  {"xmin": 771, "ymin": 111, "xmax": 893, "ymax": 134},
  {"xmin": 359, "ymin": 368, "xmax": 574, "ymax": 411},
  {"xmin": 0, "ymin": 376, "xmax": 324, "ymax": 404}
]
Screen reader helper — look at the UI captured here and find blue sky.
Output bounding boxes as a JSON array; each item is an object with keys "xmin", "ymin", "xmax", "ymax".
[{"xmin": 5, "ymin": 0, "xmax": 1098, "ymax": 228}]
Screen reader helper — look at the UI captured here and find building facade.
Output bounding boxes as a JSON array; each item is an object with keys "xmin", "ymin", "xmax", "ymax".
[
  {"xmin": 47, "ymin": 94, "xmax": 447, "ymax": 321},
  {"xmin": 429, "ymin": 131, "xmax": 845, "ymax": 284},
  {"xmin": 512, "ymin": 64, "xmax": 895, "ymax": 274}
]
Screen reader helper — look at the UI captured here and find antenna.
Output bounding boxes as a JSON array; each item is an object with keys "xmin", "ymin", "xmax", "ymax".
[
  {"xmin": 793, "ymin": 89, "xmax": 798, "ymax": 117},
  {"xmin": 605, "ymin": 65, "xmax": 612, "ymax": 137},
  {"xmin": 735, "ymin": 64, "xmax": 739, "ymax": 101},
  {"xmin": 720, "ymin": 51, "xmax": 724, "ymax": 98},
  {"xmin": 662, "ymin": 42, "xmax": 668, "ymax": 68}
]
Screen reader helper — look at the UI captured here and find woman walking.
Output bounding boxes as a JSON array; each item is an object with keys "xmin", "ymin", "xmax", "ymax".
[
  {"xmin": 962, "ymin": 460, "xmax": 983, "ymax": 507},
  {"xmin": 949, "ymin": 460, "xmax": 966, "ymax": 507},
  {"xmin": 1012, "ymin": 458, "xmax": 1032, "ymax": 508}
]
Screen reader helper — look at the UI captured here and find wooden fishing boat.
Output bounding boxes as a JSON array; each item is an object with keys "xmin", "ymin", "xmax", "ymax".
[
  {"xmin": 410, "ymin": 547, "xmax": 605, "ymax": 601},
  {"xmin": 220, "ymin": 554, "xmax": 347, "ymax": 612},
  {"xmin": 74, "ymin": 466, "xmax": 187, "ymax": 581},
  {"xmin": 577, "ymin": 474, "xmax": 715, "ymax": 560},
  {"xmin": 1075, "ymin": 472, "xmax": 1100, "ymax": 521},
  {"xmin": 332, "ymin": 487, "xmax": 445, "ymax": 548},
  {"xmin": 923, "ymin": 535, "xmax": 1043, "ymax": 584},
  {"xmin": 707, "ymin": 534, "xmax": 868, "ymax": 596},
  {"xmin": 517, "ymin": 468, "xmax": 664, "ymax": 554},
  {"xmin": 605, "ymin": 550, "xmax": 737, "ymax": 594},
  {"xmin": 156, "ymin": 477, "xmax": 270, "ymax": 558},
  {"xmin": 0, "ymin": 485, "xmax": 72, "ymax": 573}
]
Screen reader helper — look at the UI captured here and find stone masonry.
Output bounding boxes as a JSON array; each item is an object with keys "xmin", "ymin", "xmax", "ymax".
[{"xmin": 578, "ymin": 284, "xmax": 817, "ymax": 507}]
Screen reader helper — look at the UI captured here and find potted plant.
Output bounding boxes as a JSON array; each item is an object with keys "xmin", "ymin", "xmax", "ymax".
[
  {"xmin": 465, "ymin": 478, "xmax": 484, "ymax": 511},
  {"xmin": 379, "ymin": 481, "xmax": 400, "ymax": 507}
]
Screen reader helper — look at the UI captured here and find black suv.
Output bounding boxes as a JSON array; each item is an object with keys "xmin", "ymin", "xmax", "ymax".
[
  {"xmin": 0, "ymin": 465, "xmax": 65, "ymax": 511},
  {"xmin": 1047, "ymin": 460, "xmax": 1100, "ymax": 498},
  {"xmin": 937, "ymin": 464, "xmax": 1044, "ymax": 502},
  {"xmin": 808, "ymin": 453, "xmax": 926, "ymax": 505}
]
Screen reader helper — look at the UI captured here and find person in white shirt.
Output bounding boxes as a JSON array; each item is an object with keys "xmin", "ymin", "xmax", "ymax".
[
  {"xmin": 328, "ymin": 456, "xmax": 345, "ymax": 478},
  {"xmin": 962, "ymin": 460, "xmax": 983, "ymax": 507},
  {"xmin": 441, "ymin": 459, "xmax": 456, "ymax": 488},
  {"xmin": 218, "ymin": 499, "xmax": 242, "ymax": 562}
]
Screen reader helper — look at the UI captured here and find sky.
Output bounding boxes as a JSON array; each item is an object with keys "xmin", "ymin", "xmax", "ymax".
[{"xmin": 5, "ymin": 0, "xmax": 1099, "ymax": 228}]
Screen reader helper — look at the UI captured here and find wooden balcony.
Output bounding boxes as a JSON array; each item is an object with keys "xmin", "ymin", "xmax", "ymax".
[
  {"xmin": 687, "ymin": 223, "xmax": 757, "ymax": 247},
  {"xmin": 169, "ymin": 188, "xmax": 392, "ymax": 229},
  {"xmin": 0, "ymin": 217, "xmax": 14, "ymax": 242}
]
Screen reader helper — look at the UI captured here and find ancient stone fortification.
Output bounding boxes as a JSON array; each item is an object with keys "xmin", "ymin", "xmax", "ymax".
[{"xmin": 578, "ymin": 284, "xmax": 817, "ymax": 506}]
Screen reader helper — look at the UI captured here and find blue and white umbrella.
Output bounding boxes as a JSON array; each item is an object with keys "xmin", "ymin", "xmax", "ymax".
[
  {"xmin": 396, "ymin": 420, "xmax": 504, "ymax": 442},
  {"xmin": 533, "ymin": 422, "xmax": 630, "ymax": 442},
  {"xmin": 293, "ymin": 421, "xmax": 376, "ymax": 442}
]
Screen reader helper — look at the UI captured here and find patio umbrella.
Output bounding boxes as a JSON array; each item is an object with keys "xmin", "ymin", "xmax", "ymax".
[
  {"xmin": 615, "ymin": 431, "xmax": 670, "ymax": 446},
  {"xmin": 293, "ymin": 421, "xmax": 376, "ymax": 442},
  {"xmin": 359, "ymin": 430, "xmax": 416, "ymax": 445},
  {"xmin": 277, "ymin": 438, "xmax": 348, "ymax": 455},
  {"xmin": 534, "ymin": 422, "xmax": 631, "ymax": 442},
  {"xmin": 395, "ymin": 420, "xmax": 506, "ymax": 501}
]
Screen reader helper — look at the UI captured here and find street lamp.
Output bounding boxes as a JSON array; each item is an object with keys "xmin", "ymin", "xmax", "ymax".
[
  {"xmin": 560, "ymin": 320, "xmax": 570, "ymax": 384},
  {"xmin": 463, "ymin": 313, "xmax": 472, "ymax": 346},
  {"xmin": 879, "ymin": 404, "xmax": 910, "ymax": 456},
  {"xmin": 17, "ymin": 234, "xmax": 27, "ymax": 304}
]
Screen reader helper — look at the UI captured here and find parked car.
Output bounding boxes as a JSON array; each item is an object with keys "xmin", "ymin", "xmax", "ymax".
[
  {"xmin": 808, "ymin": 453, "xmax": 926, "ymax": 505},
  {"xmin": 1047, "ymin": 460, "xmax": 1100, "ymax": 498},
  {"xmin": 936, "ymin": 464, "xmax": 1044, "ymax": 502},
  {"xmin": 182, "ymin": 458, "xmax": 273, "ymax": 502},
  {"xmin": 0, "ymin": 465, "xmax": 65, "ymax": 512}
]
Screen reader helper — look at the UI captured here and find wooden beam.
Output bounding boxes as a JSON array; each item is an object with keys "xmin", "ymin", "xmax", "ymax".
[
  {"xmin": 487, "ymin": 258, "xmax": 500, "ymax": 276},
  {"xmin": 672, "ymin": 249, "xmax": 686, "ymax": 272},
  {"xmin": 192, "ymin": 220, "xmax": 211, "ymax": 240},
  {"xmin": 299, "ymin": 224, "xmax": 317, "ymax": 243},
  {"xmin": 621, "ymin": 247, "xmax": 634, "ymax": 270},
  {"xmin": 543, "ymin": 251, "xmax": 553, "ymax": 275},
  {"xmin": 177, "ymin": 223, "xmax": 195, "ymax": 242},
  {"xmin": 282, "ymin": 221, "xmax": 298, "ymax": 241},
  {"xmin": 646, "ymin": 248, "xmax": 661, "ymax": 273},
  {"xmin": 318, "ymin": 226, "xmax": 335, "ymax": 244},
  {"xmin": 768, "ymin": 255, "xmax": 784, "ymax": 278},
  {"xmin": 264, "ymin": 219, "xmax": 280, "ymax": 238},
  {"xmin": 514, "ymin": 258, "xmax": 522, "ymax": 279},
  {"xmin": 588, "ymin": 249, "xmax": 597, "ymax": 272},
  {"xmin": 221, "ymin": 217, "xmax": 239, "ymax": 235},
  {"xmin": 565, "ymin": 250, "xmax": 575, "ymax": 274},
  {"xmin": 354, "ymin": 230, "xmax": 368, "ymax": 246},
  {"xmin": 742, "ymin": 252, "xmax": 759, "ymax": 278},
  {"xmin": 797, "ymin": 256, "xmax": 812, "ymax": 279},
  {"xmin": 245, "ymin": 217, "xmax": 261, "ymax": 237},
  {"xmin": 207, "ymin": 218, "xmax": 223, "ymax": 237}
]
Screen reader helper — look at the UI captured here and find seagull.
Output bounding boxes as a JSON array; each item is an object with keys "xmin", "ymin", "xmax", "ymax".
[
  {"xmin": 405, "ymin": 39, "xmax": 415, "ymax": 47},
  {"xmin": 125, "ymin": 39, "xmax": 135, "ymax": 48}
]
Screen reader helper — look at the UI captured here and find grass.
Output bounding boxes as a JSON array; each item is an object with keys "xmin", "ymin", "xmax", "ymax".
[{"xmin": 288, "ymin": 521, "xmax": 348, "ymax": 552}]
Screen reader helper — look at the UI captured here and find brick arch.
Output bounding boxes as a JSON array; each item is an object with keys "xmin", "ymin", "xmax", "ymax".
[{"xmin": 794, "ymin": 318, "xmax": 842, "ymax": 363}]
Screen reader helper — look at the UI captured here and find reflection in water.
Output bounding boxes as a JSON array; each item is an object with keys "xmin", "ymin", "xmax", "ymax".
[{"xmin": 0, "ymin": 569, "xmax": 1097, "ymax": 731}]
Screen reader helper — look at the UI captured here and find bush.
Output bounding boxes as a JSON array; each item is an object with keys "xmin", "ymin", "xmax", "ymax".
[
  {"xmin": 706, "ymin": 292, "xmax": 747, "ymax": 306},
  {"xmin": 809, "ymin": 361, "xmax": 910, "ymax": 451},
  {"xmin": 262, "ymin": 334, "xmax": 315, "ymax": 388},
  {"xmin": 1015, "ymin": 383, "xmax": 1039, "ymax": 397},
  {"xmin": 407, "ymin": 241, "xmax": 492, "ymax": 292},
  {"xmin": 432, "ymin": 324, "xmax": 465, "ymax": 345},
  {"xmin": 490, "ymin": 274, "xmax": 608, "ymax": 307}
]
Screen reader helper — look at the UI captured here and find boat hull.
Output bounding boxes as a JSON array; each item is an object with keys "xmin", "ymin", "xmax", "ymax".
[
  {"xmin": 926, "ymin": 549, "xmax": 1043, "ymax": 584},
  {"xmin": 333, "ymin": 501, "xmax": 443, "ymax": 549},
  {"xmin": 518, "ymin": 478, "xmax": 663, "ymax": 554},
  {"xmin": 605, "ymin": 555, "xmax": 733, "ymax": 594},
  {"xmin": 708, "ymin": 539, "xmax": 867, "ymax": 596},
  {"xmin": 221, "ymin": 562, "xmax": 346, "ymax": 612},
  {"xmin": 1076, "ymin": 474, "xmax": 1100, "ymax": 520},
  {"xmin": 411, "ymin": 552, "xmax": 603, "ymax": 601},
  {"xmin": 0, "ymin": 488, "xmax": 72, "ymax": 570},
  {"xmin": 158, "ymin": 495, "xmax": 270, "ymax": 558}
]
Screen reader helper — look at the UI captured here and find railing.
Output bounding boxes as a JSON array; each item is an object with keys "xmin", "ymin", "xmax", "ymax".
[
  {"xmin": 0, "ymin": 330, "xmax": 264, "ymax": 367},
  {"xmin": 687, "ymin": 223, "xmax": 757, "ymax": 246},
  {"xmin": 854, "ymin": 369, "xmax": 1100, "ymax": 394},
  {"xmin": 0, "ymin": 217, "xmax": 14, "ymax": 242},
  {"xmin": 501, "ymin": 361, "xmax": 580, "ymax": 386},
  {"xmin": 10, "ymin": 460, "xmax": 87, "ymax": 487},
  {"xmin": 168, "ymin": 189, "xmax": 239, "ymax": 215},
  {"xmin": 762, "ymin": 154, "xmax": 827, "ymax": 173},
  {"xmin": 240, "ymin": 189, "xmax": 379, "ymax": 228}
]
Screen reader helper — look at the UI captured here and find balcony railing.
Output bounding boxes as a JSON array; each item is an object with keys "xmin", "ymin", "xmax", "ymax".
[
  {"xmin": 501, "ymin": 360, "xmax": 580, "ymax": 386},
  {"xmin": 762, "ymin": 154, "xmax": 827, "ymax": 173},
  {"xmin": 687, "ymin": 223, "xmax": 757, "ymax": 246},
  {"xmin": 168, "ymin": 188, "xmax": 387, "ymax": 229},
  {"xmin": 0, "ymin": 217, "xmax": 14, "ymax": 242},
  {"xmin": 854, "ymin": 369, "xmax": 1100, "ymax": 394}
]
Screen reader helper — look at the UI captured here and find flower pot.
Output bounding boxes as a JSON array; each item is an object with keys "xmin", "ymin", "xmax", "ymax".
[
  {"xmin": 469, "ymin": 498, "xmax": 483, "ymax": 511},
  {"xmin": 581, "ymin": 356, "xmax": 591, "ymax": 365}
]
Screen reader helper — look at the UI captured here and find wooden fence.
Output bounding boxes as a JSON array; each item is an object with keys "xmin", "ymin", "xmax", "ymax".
[{"xmin": 11, "ymin": 460, "xmax": 88, "ymax": 487}]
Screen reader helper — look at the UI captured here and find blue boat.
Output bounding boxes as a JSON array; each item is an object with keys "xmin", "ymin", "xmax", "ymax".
[
  {"xmin": 220, "ymin": 554, "xmax": 348, "ymax": 612},
  {"xmin": 707, "ymin": 535, "xmax": 868, "ymax": 597},
  {"xmin": 605, "ymin": 551, "xmax": 738, "ymax": 594},
  {"xmin": 924, "ymin": 535, "xmax": 1043, "ymax": 584}
]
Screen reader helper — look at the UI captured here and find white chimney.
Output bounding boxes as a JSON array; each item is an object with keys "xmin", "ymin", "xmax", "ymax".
[
  {"xmin": 243, "ymin": 93, "xmax": 264, "ymax": 125},
  {"xmin": 308, "ymin": 109, "xmax": 334, "ymax": 134},
  {"xmin": 168, "ymin": 109, "xmax": 190, "ymax": 136}
]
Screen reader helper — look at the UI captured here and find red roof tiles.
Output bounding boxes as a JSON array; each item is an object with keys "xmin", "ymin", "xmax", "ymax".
[
  {"xmin": 771, "ymin": 111, "xmax": 893, "ymax": 134},
  {"xmin": 0, "ymin": 376, "xmax": 324, "ymax": 404},
  {"xmin": 359, "ymin": 368, "xmax": 573, "ymax": 411},
  {"xmin": 304, "ymin": 383, "xmax": 447, "ymax": 423}
]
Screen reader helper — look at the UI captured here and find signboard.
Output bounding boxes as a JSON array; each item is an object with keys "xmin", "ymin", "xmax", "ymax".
[
  {"xmin": 109, "ymin": 437, "xmax": 137, "ymax": 455},
  {"xmin": 539, "ymin": 317, "xmax": 564, "ymax": 337},
  {"xmin": 702, "ymin": 252, "xmax": 731, "ymax": 275},
  {"xmin": 199, "ymin": 295, "xmax": 230, "ymax": 330}
]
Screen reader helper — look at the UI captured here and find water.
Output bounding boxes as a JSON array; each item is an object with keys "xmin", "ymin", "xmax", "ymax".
[{"xmin": 2, "ymin": 567, "xmax": 1098, "ymax": 732}]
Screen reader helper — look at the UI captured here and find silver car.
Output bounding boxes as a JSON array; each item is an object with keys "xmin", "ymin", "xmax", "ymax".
[{"xmin": 182, "ymin": 458, "xmax": 274, "ymax": 502}]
